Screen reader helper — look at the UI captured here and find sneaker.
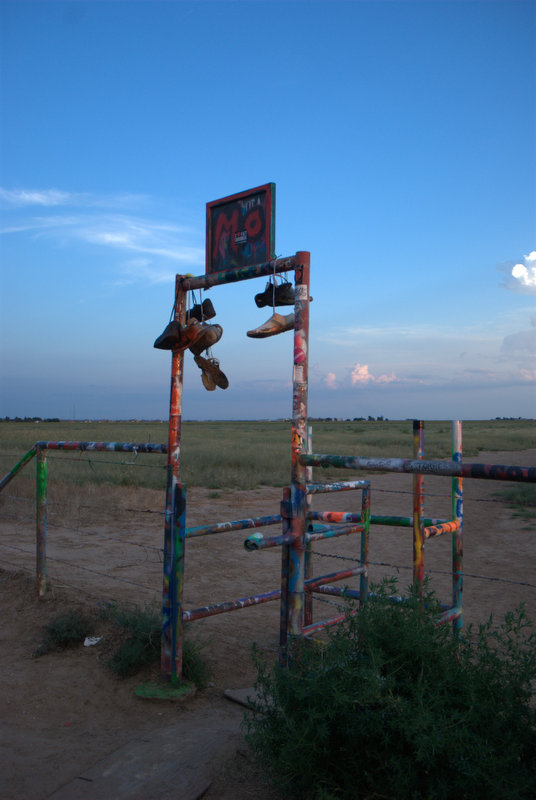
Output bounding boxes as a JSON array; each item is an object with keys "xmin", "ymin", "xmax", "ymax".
[
  {"xmin": 255, "ymin": 281, "xmax": 295, "ymax": 308},
  {"xmin": 189, "ymin": 323, "xmax": 223, "ymax": 356},
  {"xmin": 194, "ymin": 354, "xmax": 229, "ymax": 390},
  {"xmin": 247, "ymin": 312, "xmax": 295, "ymax": 339},
  {"xmin": 187, "ymin": 298, "xmax": 216, "ymax": 322}
]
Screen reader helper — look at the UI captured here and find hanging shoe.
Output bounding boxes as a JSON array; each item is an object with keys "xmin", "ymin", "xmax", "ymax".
[
  {"xmin": 255, "ymin": 281, "xmax": 295, "ymax": 308},
  {"xmin": 153, "ymin": 321, "xmax": 182, "ymax": 350},
  {"xmin": 194, "ymin": 355, "xmax": 216, "ymax": 391},
  {"xmin": 194, "ymin": 354, "xmax": 229, "ymax": 390},
  {"xmin": 154, "ymin": 318, "xmax": 206, "ymax": 352},
  {"xmin": 247, "ymin": 312, "xmax": 295, "ymax": 339},
  {"xmin": 189, "ymin": 323, "xmax": 223, "ymax": 356},
  {"xmin": 187, "ymin": 298, "xmax": 216, "ymax": 323}
]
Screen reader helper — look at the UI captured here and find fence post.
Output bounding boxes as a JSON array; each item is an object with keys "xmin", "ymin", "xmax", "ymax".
[
  {"xmin": 287, "ymin": 252, "xmax": 310, "ymax": 638},
  {"xmin": 161, "ymin": 274, "xmax": 186, "ymax": 682},
  {"xmin": 359, "ymin": 483, "xmax": 370, "ymax": 605},
  {"xmin": 412, "ymin": 420, "xmax": 425, "ymax": 590},
  {"xmin": 36, "ymin": 446, "xmax": 47, "ymax": 597},
  {"xmin": 304, "ymin": 424, "xmax": 313, "ymax": 627},
  {"xmin": 452, "ymin": 420, "xmax": 463, "ymax": 633}
]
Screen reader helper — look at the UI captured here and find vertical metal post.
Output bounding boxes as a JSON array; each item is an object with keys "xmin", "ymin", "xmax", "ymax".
[
  {"xmin": 304, "ymin": 424, "xmax": 313, "ymax": 626},
  {"xmin": 452, "ymin": 420, "xmax": 463, "ymax": 634},
  {"xmin": 36, "ymin": 447, "xmax": 47, "ymax": 597},
  {"xmin": 161, "ymin": 275, "xmax": 187, "ymax": 682},
  {"xmin": 279, "ymin": 486, "xmax": 291, "ymax": 664},
  {"xmin": 359, "ymin": 483, "xmax": 370, "ymax": 606},
  {"xmin": 412, "ymin": 420, "xmax": 425, "ymax": 590},
  {"xmin": 287, "ymin": 252, "xmax": 310, "ymax": 637}
]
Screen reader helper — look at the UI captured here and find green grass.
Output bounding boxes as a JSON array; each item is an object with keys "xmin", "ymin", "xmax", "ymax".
[
  {"xmin": 1, "ymin": 418, "xmax": 535, "ymax": 491},
  {"xmin": 493, "ymin": 483, "xmax": 536, "ymax": 525}
]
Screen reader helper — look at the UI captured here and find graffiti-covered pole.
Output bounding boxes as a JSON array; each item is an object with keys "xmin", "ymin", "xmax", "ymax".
[
  {"xmin": 287, "ymin": 251, "xmax": 311, "ymax": 638},
  {"xmin": 413, "ymin": 420, "xmax": 425, "ymax": 589},
  {"xmin": 452, "ymin": 420, "xmax": 463, "ymax": 633},
  {"xmin": 161, "ymin": 275, "xmax": 187, "ymax": 682}
]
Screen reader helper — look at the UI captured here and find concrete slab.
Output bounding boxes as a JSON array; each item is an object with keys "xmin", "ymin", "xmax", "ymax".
[{"xmin": 46, "ymin": 701, "xmax": 244, "ymax": 800}]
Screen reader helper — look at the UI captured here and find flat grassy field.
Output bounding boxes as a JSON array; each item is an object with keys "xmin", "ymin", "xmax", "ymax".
[{"xmin": 1, "ymin": 418, "xmax": 535, "ymax": 491}]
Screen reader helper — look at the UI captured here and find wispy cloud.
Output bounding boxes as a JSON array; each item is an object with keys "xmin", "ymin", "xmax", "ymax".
[
  {"xmin": 499, "ymin": 251, "xmax": 536, "ymax": 295},
  {"xmin": 0, "ymin": 187, "xmax": 151, "ymax": 210},
  {"xmin": 501, "ymin": 314, "xmax": 536, "ymax": 356},
  {"xmin": 0, "ymin": 188, "xmax": 72, "ymax": 207},
  {"xmin": 0, "ymin": 187, "xmax": 204, "ymax": 283}
]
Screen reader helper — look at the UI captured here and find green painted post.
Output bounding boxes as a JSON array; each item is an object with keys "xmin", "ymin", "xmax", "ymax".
[{"xmin": 36, "ymin": 447, "xmax": 47, "ymax": 597}]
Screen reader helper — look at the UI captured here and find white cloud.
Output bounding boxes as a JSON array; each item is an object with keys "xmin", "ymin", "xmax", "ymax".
[
  {"xmin": 324, "ymin": 371, "xmax": 338, "ymax": 389},
  {"xmin": 499, "ymin": 251, "xmax": 536, "ymax": 294},
  {"xmin": 350, "ymin": 363, "xmax": 397, "ymax": 385}
]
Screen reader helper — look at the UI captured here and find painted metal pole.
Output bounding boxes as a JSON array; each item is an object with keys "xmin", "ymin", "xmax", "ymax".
[
  {"xmin": 187, "ymin": 513, "xmax": 282, "ymax": 539},
  {"xmin": 35, "ymin": 441, "xmax": 167, "ymax": 454},
  {"xmin": 161, "ymin": 275, "xmax": 187, "ymax": 682},
  {"xmin": 304, "ymin": 425, "xmax": 313, "ymax": 626},
  {"xmin": 360, "ymin": 483, "xmax": 370, "ymax": 606},
  {"xmin": 182, "ymin": 254, "xmax": 299, "ymax": 292},
  {"xmin": 279, "ymin": 486, "xmax": 291, "ymax": 662},
  {"xmin": 413, "ymin": 420, "xmax": 425, "ymax": 590},
  {"xmin": 301, "ymin": 453, "xmax": 536, "ymax": 482},
  {"xmin": 0, "ymin": 446, "xmax": 37, "ymax": 493},
  {"xmin": 287, "ymin": 252, "xmax": 311, "ymax": 638},
  {"xmin": 452, "ymin": 420, "xmax": 463, "ymax": 634},
  {"xmin": 307, "ymin": 480, "xmax": 370, "ymax": 494},
  {"xmin": 36, "ymin": 447, "xmax": 47, "ymax": 597}
]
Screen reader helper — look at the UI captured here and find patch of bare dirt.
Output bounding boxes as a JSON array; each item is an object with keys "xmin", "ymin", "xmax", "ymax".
[{"xmin": 0, "ymin": 450, "xmax": 534, "ymax": 799}]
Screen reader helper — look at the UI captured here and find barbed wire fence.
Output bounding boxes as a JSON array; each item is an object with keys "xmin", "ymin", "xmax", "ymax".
[{"xmin": 2, "ymin": 448, "xmax": 534, "ymax": 619}]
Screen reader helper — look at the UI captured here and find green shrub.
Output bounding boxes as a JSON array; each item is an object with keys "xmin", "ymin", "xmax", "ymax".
[
  {"xmin": 35, "ymin": 609, "xmax": 93, "ymax": 656},
  {"xmin": 105, "ymin": 601, "xmax": 210, "ymax": 686},
  {"xmin": 246, "ymin": 580, "xmax": 536, "ymax": 800}
]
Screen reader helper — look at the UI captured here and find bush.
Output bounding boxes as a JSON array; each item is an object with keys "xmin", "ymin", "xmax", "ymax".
[
  {"xmin": 105, "ymin": 601, "xmax": 210, "ymax": 687},
  {"xmin": 245, "ymin": 580, "xmax": 536, "ymax": 800},
  {"xmin": 34, "ymin": 609, "xmax": 93, "ymax": 656}
]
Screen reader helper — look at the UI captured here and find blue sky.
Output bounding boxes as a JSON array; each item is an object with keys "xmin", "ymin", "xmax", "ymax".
[{"xmin": 1, "ymin": 0, "xmax": 534, "ymax": 422}]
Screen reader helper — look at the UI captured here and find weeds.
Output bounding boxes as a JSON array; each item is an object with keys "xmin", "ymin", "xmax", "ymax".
[
  {"xmin": 34, "ymin": 609, "xmax": 93, "ymax": 656},
  {"xmin": 104, "ymin": 601, "xmax": 210, "ymax": 687},
  {"xmin": 35, "ymin": 602, "xmax": 211, "ymax": 688},
  {"xmin": 494, "ymin": 483, "xmax": 536, "ymax": 525},
  {"xmin": 245, "ymin": 579, "xmax": 536, "ymax": 800}
]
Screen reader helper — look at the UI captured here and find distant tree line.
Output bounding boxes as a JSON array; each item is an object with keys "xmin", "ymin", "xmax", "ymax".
[
  {"xmin": 311, "ymin": 416, "xmax": 388, "ymax": 422},
  {"xmin": 2, "ymin": 416, "xmax": 60, "ymax": 422}
]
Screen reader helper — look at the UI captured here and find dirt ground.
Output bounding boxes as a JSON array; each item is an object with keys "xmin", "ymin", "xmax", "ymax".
[{"xmin": 0, "ymin": 448, "xmax": 535, "ymax": 799}]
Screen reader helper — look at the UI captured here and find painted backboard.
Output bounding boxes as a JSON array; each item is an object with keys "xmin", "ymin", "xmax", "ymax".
[{"xmin": 206, "ymin": 183, "xmax": 275, "ymax": 274}]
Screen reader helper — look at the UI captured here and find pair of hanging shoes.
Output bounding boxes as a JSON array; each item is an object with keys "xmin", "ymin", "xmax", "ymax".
[
  {"xmin": 154, "ymin": 318, "xmax": 223, "ymax": 354},
  {"xmin": 254, "ymin": 281, "xmax": 295, "ymax": 308},
  {"xmin": 186, "ymin": 298, "xmax": 216, "ymax": 323},
  {"xmin": 194, "ymin": 354, "xmax": 229, "ymax": 391}
]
